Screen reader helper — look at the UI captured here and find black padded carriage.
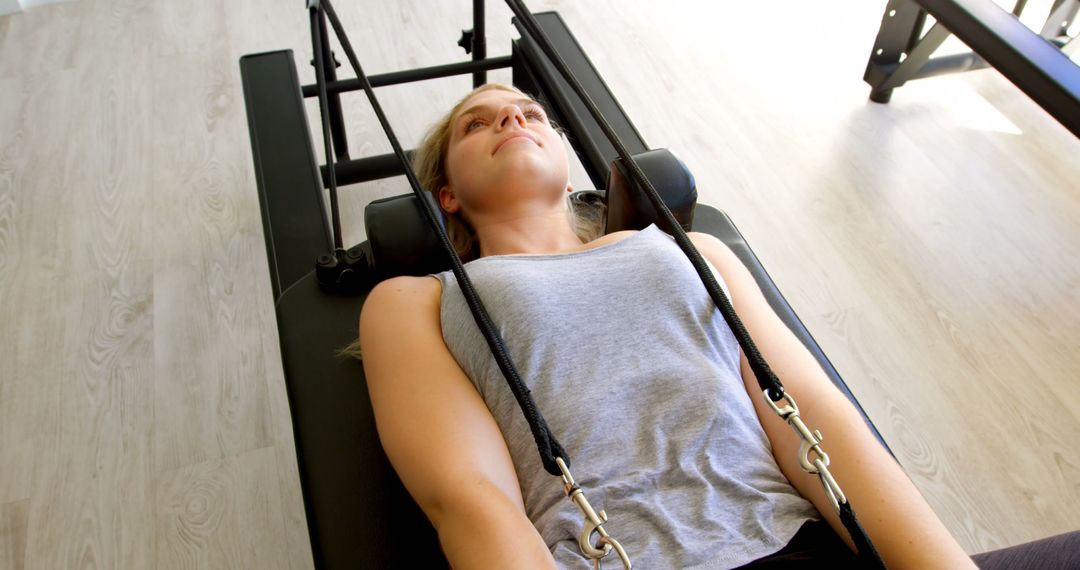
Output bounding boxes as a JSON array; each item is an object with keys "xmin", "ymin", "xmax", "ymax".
[
  {"xmin": 238, "ymin": 3, "xmax": 1080, "ymax": 565},
  {"xmin": 240, "ymin": 11, "xmax": 891, "ymax": 566},
  {"xmin": 239, "ymin": 3, "xmax": 1079, "ymax": 568}
]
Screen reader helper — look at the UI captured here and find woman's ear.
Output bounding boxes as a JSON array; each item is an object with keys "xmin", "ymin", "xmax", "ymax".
[{"xmin": 438, "ymin": 185, "xmax": 459, "ymax": 213}]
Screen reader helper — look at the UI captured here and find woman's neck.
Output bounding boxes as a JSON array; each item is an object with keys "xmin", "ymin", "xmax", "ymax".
[{"xmin": 473, "ymin": 214, "xmax": 585, "ymax": 258}]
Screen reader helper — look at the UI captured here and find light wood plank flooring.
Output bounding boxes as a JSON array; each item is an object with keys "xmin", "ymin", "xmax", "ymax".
[{"xmin": 0, "ymin": 0, "xmax": 1077, "ymax": 567}]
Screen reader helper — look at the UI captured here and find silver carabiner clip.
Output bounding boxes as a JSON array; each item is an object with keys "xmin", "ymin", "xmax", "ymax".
[
  {"xmin": 763, "ymin": 390, "xmax": 848, "ymax": 514},
  {"xmin": 765, "ymin": 391, "xmax": 826, "ymax": 470},
  {"xmin": 555, "ymin": 457, "xmax": 632, "ymax": 569}
]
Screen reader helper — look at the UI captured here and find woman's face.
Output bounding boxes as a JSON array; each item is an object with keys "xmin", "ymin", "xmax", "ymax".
[{"xmin": 439, "ymin": 89, "xmax": 571, "ymax": 220}]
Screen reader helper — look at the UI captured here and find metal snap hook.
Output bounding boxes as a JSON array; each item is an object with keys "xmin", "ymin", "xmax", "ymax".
[
  {"xmin": 579, "ymin": 508, "xmax": 613, "ymax": 559},
  {"xmin": 555, "ymin": 457, "xmax": 632, "ymax": 569},
  {"xmin": 762, "ymin": 389, "xmax": 849, "ymax": 515}
]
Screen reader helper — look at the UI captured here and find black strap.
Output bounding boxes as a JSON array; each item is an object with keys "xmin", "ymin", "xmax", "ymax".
[
  {"xmin": 503, "ymin": 0, "xmax": 786, "ymax": 402},
  {"xmin": 841, "ymin": 501, "xmax": 887, "ymax": 569},
  {"xmin": 504, "ymin": 2, "xmax": 887, "ymax": 567},
  {"xmin": 317, "ymin": 0, "xmax": 570, "ymax": 476}
]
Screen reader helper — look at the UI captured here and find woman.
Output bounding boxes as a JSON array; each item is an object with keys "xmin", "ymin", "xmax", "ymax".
[{"xmin": 357, "ymin": 83, "xmax": 975, "ymax": 569}]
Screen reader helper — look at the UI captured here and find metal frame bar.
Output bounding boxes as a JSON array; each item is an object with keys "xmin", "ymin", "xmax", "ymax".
[
  {"xmin": 471, "ymin": 0, "xmax": 487, "ymax": 87},
  {"xmin": 317, "ymin": 150, "xmax": 414, "ymax": 187},
  {"xmin": 300, "ymin": 12, "xmax": 649, "ymax": 195},
  {"xmin": 301, "ymin": 56, "xmax": 512, "ymax": 97},
  {"xmin": 308, "ymin": 3, "xmax": 344, "ymax": 252},
  {"xmin": 300, "ymin": 0, "xmax": 497, "ymax": 259},
  {"xmin": 315, "ymin": 11, "xmax": 349, "ymax": 161},
  {"xmin": 865, "ymin": 2, "xmax": 927, "ymax": 103},
  {"xmin": 239, "ymin": 50, "xmax": 331, "ymax": 301},
  {"xmin": 871, "ymin": 21, "xmax": 954, "ymax": 96},
  {"xmin": 865, "ymin": 0, "xmax": 1080, "ymax": 137}
]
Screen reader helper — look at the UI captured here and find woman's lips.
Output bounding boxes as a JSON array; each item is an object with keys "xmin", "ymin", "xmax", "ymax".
[{"xmin": 493, "ymin": 134, "xmax": 536, "ymax": 155}]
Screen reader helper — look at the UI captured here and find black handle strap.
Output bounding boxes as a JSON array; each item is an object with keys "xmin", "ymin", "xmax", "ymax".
[
  {"xmin": 317, "ymin": 0, "xmax": 571, "ymax": 475},
  {"xmin": 505, "ymin": 1, "xmax": 888, "ymax": 566},
  {"xmin": 842, "ymin": 500, "xmax": 887, "ymax": 569},
  {"xmin": 504, "ymin": 0, "xmax": 787, "ymax": 402}
]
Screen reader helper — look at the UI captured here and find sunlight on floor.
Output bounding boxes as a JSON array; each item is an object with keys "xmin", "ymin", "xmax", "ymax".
[{"xmin": 947, "ymin": 86, "xmax": 1025, "ymax": 135}]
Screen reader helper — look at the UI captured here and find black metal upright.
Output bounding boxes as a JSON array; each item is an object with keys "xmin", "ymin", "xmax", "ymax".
[
  {"xmin": 316, "ymin": 11, "xmax": 350, "ymax": 161},
  {"xmin": 864, "ymin": 3, "xmax": 928, "ymax": 103},
  {"xmin": 472, "ymin": 0, "xmax": 487, "ymax": 88},
  {"xmin": 308, "ymin": 2, "xmax": 344, "ymax": 253}
]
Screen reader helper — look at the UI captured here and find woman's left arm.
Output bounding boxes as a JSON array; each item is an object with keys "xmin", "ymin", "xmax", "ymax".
[{"xmin": 687, "ymin": 232, "xmax": 975, "ymax": 570}]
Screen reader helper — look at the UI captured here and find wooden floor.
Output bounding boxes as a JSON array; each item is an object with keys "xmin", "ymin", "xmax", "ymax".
[{"xmin": 1, "ymin": 0, "xmax": 1077, "ymax": 567}]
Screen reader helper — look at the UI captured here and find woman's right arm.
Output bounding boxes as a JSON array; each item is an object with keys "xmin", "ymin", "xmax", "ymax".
[{"xmin": 359, "ymin": 276, "xmax": 557, "ymax": 569}]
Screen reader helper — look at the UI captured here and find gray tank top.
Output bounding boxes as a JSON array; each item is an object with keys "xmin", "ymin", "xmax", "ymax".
[{"xmin": 432, "ymin": 223, "xmax": 819, "ymax": 569}]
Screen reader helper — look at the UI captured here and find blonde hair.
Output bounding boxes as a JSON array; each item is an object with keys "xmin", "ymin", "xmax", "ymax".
[{"xmin": 340, "ymin": 83, "xmax": 607, "ymax": 361}]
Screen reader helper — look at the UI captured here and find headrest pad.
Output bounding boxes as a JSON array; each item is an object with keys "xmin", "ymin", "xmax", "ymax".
[
  {"xmin": 364, "ymin": 148, "xmax": 696, "ymax": 280},
  {"xmin": 606, "ymin": 148, "xmax": 697, "ymax": 234},
  {"xmin": 364, "ymin": 190, "xmax": 452, "ymax": 280}
]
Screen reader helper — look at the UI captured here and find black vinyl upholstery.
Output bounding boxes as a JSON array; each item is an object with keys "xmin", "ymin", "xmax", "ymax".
[
  {"xmin": 606, "ymin": 148, "xmax": 697, "ymax": 234},
  {"xmin": 364, "ymin": 148, "xmax": 699, "ymax": 278},
  {"xmin": 365, "ymin": 190, "xmax": 451, "ymax": 280},
  {"xmin": 278, "ymin": 197, "xmax": 895, "ymax": 568}
]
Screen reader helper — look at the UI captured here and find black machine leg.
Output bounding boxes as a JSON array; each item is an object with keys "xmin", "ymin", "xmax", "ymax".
[
  {"xmin": 865, "ymin": 0, "xmax": 927, "ymax": 103},
  {"xmin": 864, "ymin": 0, "xmax": 1080, "ymax": 135},
  {"xmin": 869, "ymin": 88, "xmax": 893, "ymax": 104}
]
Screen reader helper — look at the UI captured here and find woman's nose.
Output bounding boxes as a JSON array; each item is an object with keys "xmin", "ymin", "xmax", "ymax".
[{"xmin": 496, "ymin": 105, "xmax": 527, "ymax": 130}]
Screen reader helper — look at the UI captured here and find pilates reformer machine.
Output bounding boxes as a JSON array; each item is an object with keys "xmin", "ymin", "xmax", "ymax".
[
  {"xmin": 239, "ymin": 1, "xmax": 1077, "ymax": 568},
  {"xmin": 865, "ymin": 0, "xmax": 1080, "ymax": 137}
]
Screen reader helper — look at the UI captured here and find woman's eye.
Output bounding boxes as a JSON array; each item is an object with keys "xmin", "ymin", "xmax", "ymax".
[{"xmin": 463, "ymin": 107, "xmax": 544, "ymax": 133}]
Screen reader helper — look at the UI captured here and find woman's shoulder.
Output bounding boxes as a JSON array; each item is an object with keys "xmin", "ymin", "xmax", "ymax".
[
  {"xmin": 587, "ymin": 227, "xmax": 640, "ymax": 248},
  {"xmin": 362, "ymin": 275, "xmax": 444, "ymax": 323},
  {"xmin": 370, "ymin": 274, "xmax": 443, "ymax": 300}
]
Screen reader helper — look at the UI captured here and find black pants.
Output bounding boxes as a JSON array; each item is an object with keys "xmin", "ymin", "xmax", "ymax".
[
  {"xmin": 735, "ymin": 518, "xmax": 1080, "ymax": 569},
  {"xmin": 734, "ymin": 519, "xmax": 861, "ymax": 569}
]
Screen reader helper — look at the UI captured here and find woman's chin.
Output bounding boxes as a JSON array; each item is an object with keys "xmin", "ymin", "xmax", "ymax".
[
  {"xmin": 478, "ymin": 182, "xmax": 571, "ymax": 210},
  {"xmin": 493, "ymin": 154, "xmax": 566, "ymax": 181}
]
